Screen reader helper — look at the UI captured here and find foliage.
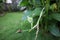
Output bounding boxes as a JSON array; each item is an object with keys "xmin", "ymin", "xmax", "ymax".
[
  {"xmin": 19, "ymin": 0, "xmax": 60, "ymax": 40},
  {"xmin": 0, "ymin": 12, "xmax": 56, "ymax": 40},
  {"xmin": 0, "ymin": 0, "xmax": 4, "ymax": 13}
]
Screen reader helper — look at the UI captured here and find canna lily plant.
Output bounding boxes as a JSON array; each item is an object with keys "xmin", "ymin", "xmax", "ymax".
[{"xmin": 19, "ymin": 0, "xmax": 60, "ymax": 40}]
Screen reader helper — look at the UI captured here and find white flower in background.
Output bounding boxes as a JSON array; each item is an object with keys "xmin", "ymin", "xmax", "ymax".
[
  {"xmin": 27, "ymin": 16, "xmax": 33, "ymax": 23},
  {"xmin": 6, "ymin": 0, "xmax": 12, "ymax": 3}
]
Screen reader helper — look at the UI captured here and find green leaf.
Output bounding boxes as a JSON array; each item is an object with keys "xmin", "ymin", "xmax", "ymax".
[
  {"xmin": 32, "ymin": 8, "xmax": 42, "ymax": 17},
  {"xmin": 49, "ymin": 24, "xmax": 60, "ymax": 37},
  {"xmin": 19, "ymin": 0, "xmax": 29, "ymax": 6},
  {"xmin": 29, "ymin": 0, "xmax": 41, "ymax": 6},
  {"xmin": 51, "ymin": 13, "xmax": 60, "ymax": 21},
  {"xmin": 22, "ymin": 8, "xmax": 42, "ymax": 21},
  {"xmin": 33, "ymin": 0, "xmax": 41, "ymax": 5},
  {"xmin": 22, "ymin": 10, "xmax": 32, "ymax": 21}
]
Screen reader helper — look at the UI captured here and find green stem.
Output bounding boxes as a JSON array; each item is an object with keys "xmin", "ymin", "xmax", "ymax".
[
  {"xmin": 29, "ymin": 7, "xmax": 45, "ymax": 32},
  {"xmin": 42, "ymin": 0, "xmax": 44, "ymax": 6},
  {"xmin": 31, "ymin": 20, "xmax": 33, "ymax": 29},
  {"xmin": 45, "ymin": 0, "xmax": 50, "ymax": 31}
]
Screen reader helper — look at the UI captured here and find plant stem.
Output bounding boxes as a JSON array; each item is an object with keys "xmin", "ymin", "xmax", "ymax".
[
  {"xmin": 31, "ymin": 20, "xmax": 33, "ymax": 28},
  {"xmin": 35, "ymin": 24, "xmax": 39, "ymax": 40},
  {"xmin": 29, "ymin": 7, "xmax": 45, "ymax": 32},
  {"xmin": 45, "ymin": 0, "xmax": 50, "ymax": 31},
  {"xmin": 42, "ymin": 0, "xmax": 44, "ymax": 6}
]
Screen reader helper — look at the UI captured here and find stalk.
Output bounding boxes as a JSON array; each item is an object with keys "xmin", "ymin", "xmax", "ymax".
[
  {"xmin": 31, "ymin": 19, "xmax": 33, "ymax": 28},
  {"xmin": 45, "ymin": 0, "xmax": 50, "ymax": 31}
]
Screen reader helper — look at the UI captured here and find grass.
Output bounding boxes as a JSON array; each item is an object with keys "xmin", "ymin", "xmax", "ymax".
[
  {"xmin": 0, "ymin": 12, "xmax": 35, "ymax": 40},
  {"xmin": 0, "ymin": 12, "xmax": 57, "ymax": 40}
]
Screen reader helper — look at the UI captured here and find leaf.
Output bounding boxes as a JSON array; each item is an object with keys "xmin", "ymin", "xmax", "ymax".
[
  {"xmin": 19, "ymin": 0, "xmax": 29, "ymax": 6},
  {"xmin": 33, "ymin": 0, "xmax": 41, "ymax": 5},
  {"xmin": 32, "ymin": 8, "xmax": 42, "ymax": 17},
  {"xmin": 22, "ymin": 8, "xmax": 42, "ymax": 21},
  {"xmin": 51, "ymin": 13, "xmax": 60, "ymax": 21},
  {"xmin": 22, "ymin": 10, "xmax": 32, "ymax": 21},
  {"xmin": 49, "ymin": 24, "xmax": 60, "ymax": 37},
  {"xmin": 50, "ymin": 3, "xmax": 57, "ymax": 11},
  {"xmin": 29, "ymin": 0, "xmax": 41, "ymax": 6}
]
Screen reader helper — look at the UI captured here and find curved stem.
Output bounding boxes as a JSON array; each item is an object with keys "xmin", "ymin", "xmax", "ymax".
[{"xmin": 29, "ymin": 7, "xmax": 45, "ymax": 32}]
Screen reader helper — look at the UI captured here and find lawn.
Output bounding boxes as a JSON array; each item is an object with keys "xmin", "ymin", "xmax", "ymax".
[
  {"xmin": 0, "ymin": 12, "xmax": 35, "ymax": 40},
  {"xmin": 0, "ymin": 12, "xmax": 57, "ymax": 40}
]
